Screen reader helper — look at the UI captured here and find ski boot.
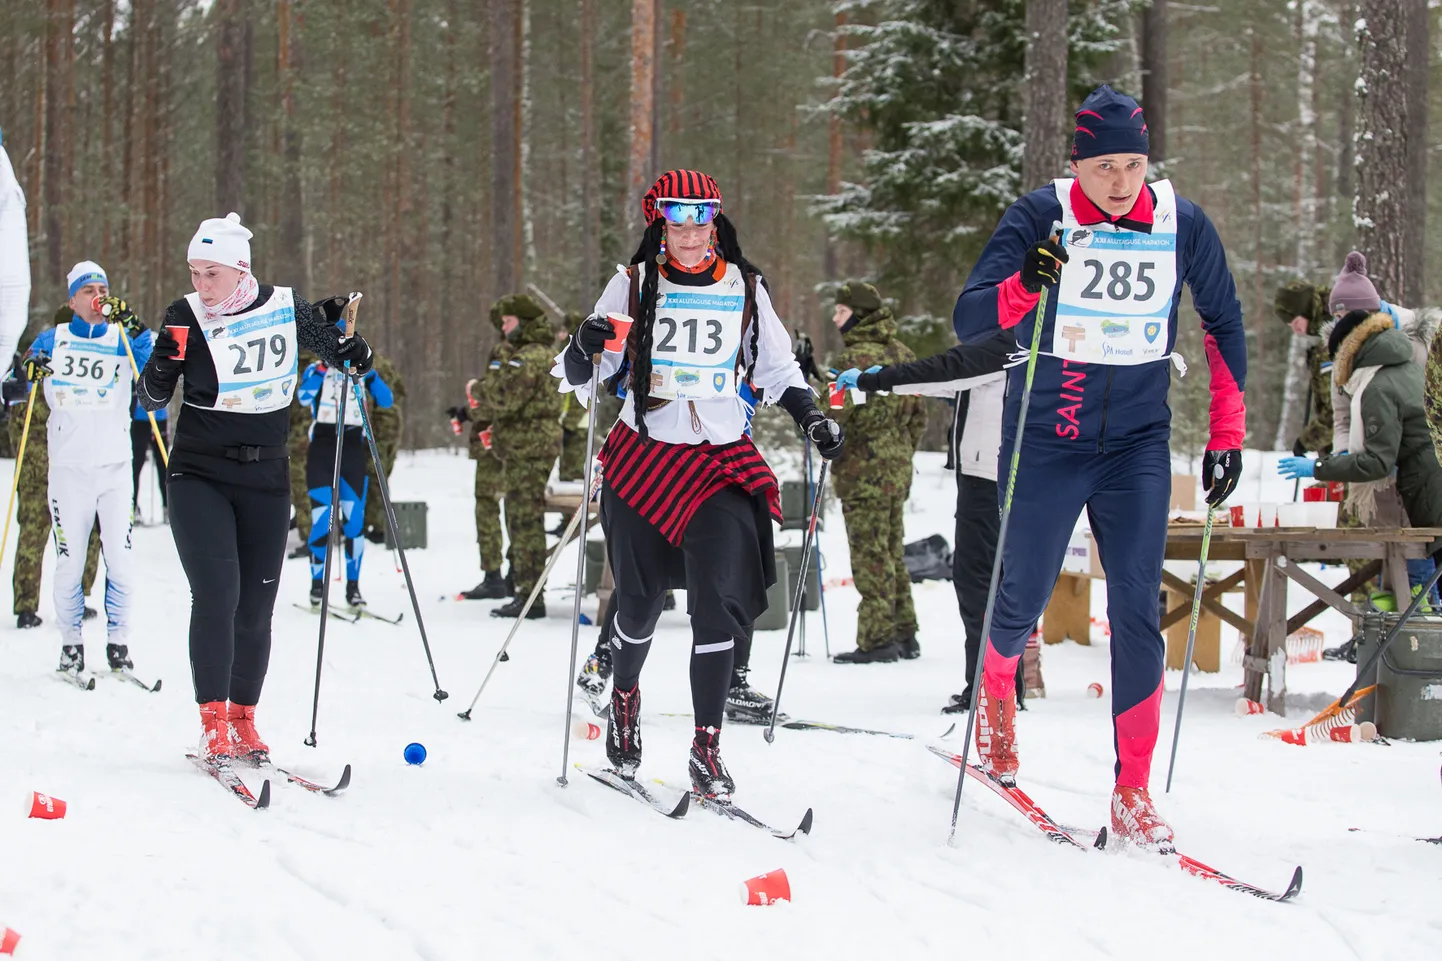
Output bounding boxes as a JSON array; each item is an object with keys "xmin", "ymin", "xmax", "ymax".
[
  {"xmin": 227, "ymin": 703, "xmax": 270, "ymax": 764},
  {"xmin": 58, "ymin": 644, "xmax": 85, "ymax": 674},
  {"xmin": 462, "ymin": 570, "xmax": 508, "ymax": 600},
  {"xmin": 491, "ymin": 595, "xmax": 545, "ymax": 619},
  {"xmin": 1110, "ymin": 786, "xmax": 1175, "ymax": 852},
  {"xmin": 199, "ymin": 701, "xmax": 233, "ymax": 762},
  {"xmin": 106, "ymin": 643, "xmax": 133, "ymax": 671},
  {"xmin": 606, "ymin": 684, "xmax": 643, "ymax": 778},
  {"xmin": 16, "ymin": 611, "xmax": 42, "ymax": 629},
  {"xmin": 941, "ymin": 685, "xmax": 972, "ymax": 714},
  {"xmin": 310, "ymin": 579, "xmax": 325, "ymax": 608},
  {"xmin": 725, "ymin": 664, "xmax": 781, "ymax": 724},
  {"xmin": 576, "ymin": 644, "xmax": 613, "ymax": 717},
  {"xmin": 345, "ymin": 581, "xmax": 367, "ymax": 610},
  {"xmin": 688, "ymin": 726, "xmax": 735, "ymax": 801},
  {"xmin": 975, "ymin": 683, "xmax": 1018, "ymax": 786}
]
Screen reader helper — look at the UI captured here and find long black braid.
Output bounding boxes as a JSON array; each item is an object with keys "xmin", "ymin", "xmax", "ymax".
[{"xmin": 626, "ymin": 212, "xmax": 768, "ymax": 441}]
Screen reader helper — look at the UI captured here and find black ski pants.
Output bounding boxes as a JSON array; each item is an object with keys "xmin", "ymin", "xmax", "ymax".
[{"xmin": 169, "ymin": 475, "xmax": 289, "ymax": 705}]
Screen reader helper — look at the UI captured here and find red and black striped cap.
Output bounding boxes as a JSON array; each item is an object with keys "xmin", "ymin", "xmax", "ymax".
[{"xmin": 642, "ymin": 169, "xmax": 723, "ymax": 225}]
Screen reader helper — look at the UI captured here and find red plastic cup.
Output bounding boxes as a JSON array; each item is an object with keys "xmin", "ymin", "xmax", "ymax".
[
  {"xmin": 449, "ymin": 417, "xmax": 464, "ymax": 436},
  {"xmin": 26, "ymin": 791, "xmax": 66, "ymax": 820},
  {"xmin": 1302, "ymin": 485, "xmax": 1324, "ymax": 503},
  {"xmin": 604, "ymin": 313, "xmax": 633, "ymax": 352},
  {"xmin": 1087, "ymin": 682, "xmax": 1104, "ymax": 698},
  {"xmin": 828, "ymin": 383, "xmax": 845, "ymax": 410},
  {"xmin": 166, "ymin": 324, "xmax": 190, "ymax": 361},
  {"xmin": 739, "ymin": 869, "xmax": 790, "ymax": 906},
  {"xmin": 1235, "ymin": 698, "xmax": 1266, "ymax": 716},
  {"xmin": 0, "ymin": 927, "xmax": 20, "ymax": 956},
  {"xmin": 1229, "ymin": 505, "xmax": 1246, "ymax": 528},
  {"xmin": 572, "ymin": 720, "xmax": 601, "ymax": 741},
  {"xmin": 479, "ymin": 427, "xmax": 493, "ymax": 450}
]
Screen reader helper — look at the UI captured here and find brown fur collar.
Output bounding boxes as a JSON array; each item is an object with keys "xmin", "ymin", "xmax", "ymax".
[{"xmin": 1332, "ymin": 312, "xmax": 1395, "ymax": 387}]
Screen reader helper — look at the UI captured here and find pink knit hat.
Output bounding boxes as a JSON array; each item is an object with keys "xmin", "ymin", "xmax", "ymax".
[{"xmin": 1329, "ymin": 251, "xmax": 1381, "ymax": 314}]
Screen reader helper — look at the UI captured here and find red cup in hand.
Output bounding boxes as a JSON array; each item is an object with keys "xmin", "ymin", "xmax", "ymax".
[
  {"xmin": 604, "ymin": 313, "xmax": 633, "ymax": 352},
  {"xmin": 165, "ymin": 324, "xmax": 190, "ymax": 361},
  {"xmin": 828, "ymin": 383, "xmax": 845, "ymax": 410}
]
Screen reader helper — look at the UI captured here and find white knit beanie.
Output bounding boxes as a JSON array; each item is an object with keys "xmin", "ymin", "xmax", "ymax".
[{"xmin": 187, "ymin": 212, "xmax": 252, "ymax": 271}]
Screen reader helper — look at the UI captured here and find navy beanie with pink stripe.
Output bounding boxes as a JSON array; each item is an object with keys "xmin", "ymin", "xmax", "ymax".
[{"xmin": 1072, "ymin": 85, "xmax": 1150, "ymax": 161}]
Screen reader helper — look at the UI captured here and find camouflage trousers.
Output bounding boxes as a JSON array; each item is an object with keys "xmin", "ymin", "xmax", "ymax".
[
  {"xmin": 559, "ymin": 426, "xmax": 588, "ymax": 482},
  {"xmin": 364, "ymin": 438, "xmax": 399, "ymax": 535},
  {"xmin": 502, "ymin": 453, "xmax": 553, "ymax": 598},
  {"xmin": 13, "ymin": 485, "xmax": 100, "ymax": 615},
  {"xmin": 475, "ymin": 447, "xmax": 507, "ymax": 573},
  {"xmin": 841, "ymin": 491, "xmax": 917, "ymax": 650},
  {"xmin": 290, "ymin": 441, "xmax": 311, "ymax": 541}
]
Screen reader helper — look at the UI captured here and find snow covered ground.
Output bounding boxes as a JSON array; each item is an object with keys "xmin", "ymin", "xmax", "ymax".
[{"xmin": 0, "ymin": 448, "xmax": 1438, "ymax": 960}]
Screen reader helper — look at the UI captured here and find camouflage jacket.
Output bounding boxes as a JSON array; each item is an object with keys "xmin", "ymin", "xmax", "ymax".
[
  {"xmin": 472, "ymin": 315, "xmax": 563, "ymax": 462},
  {"xmin": 368, "ymin": 353, "xmax": 404, "ymax": 451},
  {"xmin": 466, "ymin": 340, "xmax": 512, "ymax": 459},
  {"xmin": 826, "ymin": 307, "xmax": 925, "ymax": 498},
  {"xmin": 1275, "ymin": 281, "xmax": 1334, "ymax": 453}
]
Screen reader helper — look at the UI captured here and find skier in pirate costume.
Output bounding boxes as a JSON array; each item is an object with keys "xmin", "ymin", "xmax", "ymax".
[
  {"xmin": 557, "ymin": 170, "xmax": 843, "ymax": 798},
  {"xmin": 954, "ymin": 86, "xmax": 1246, "ymax": 847},
  {"xmin": 137, "ymin": 212, "xmax": 373, "ymax": 762}
]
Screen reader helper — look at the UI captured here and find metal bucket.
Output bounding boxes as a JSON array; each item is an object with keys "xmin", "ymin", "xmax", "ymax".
[{"xmin": 1356, "ymin": 613, "xmax": 1442, "ymax": 740}]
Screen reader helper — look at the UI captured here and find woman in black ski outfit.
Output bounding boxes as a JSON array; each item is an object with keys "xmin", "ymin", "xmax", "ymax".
[
  {"xmin": 557, "ymin": 170, "xmax": 843, "ymax": 800},
  {"xmin": 137, "ymin": 212, "xmax": 372, "ymax": 764}
]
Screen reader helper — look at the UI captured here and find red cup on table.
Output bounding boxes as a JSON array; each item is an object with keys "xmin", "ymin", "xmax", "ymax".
[
  {"xmin": 1229, "ymin": 505, "xmax": 1246, "ymax": 528},
  {"xmin": 603, "ymin": 313, "xmax": 633, "ymax": 352},
  {"xmin": 165, "ymin": 324, "xmax": 190, "ymax": 361}
]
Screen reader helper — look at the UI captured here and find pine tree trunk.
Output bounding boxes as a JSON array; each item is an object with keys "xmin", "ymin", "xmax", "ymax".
[
  {"xmin": 668, "ymin": 8, "xmax": 686, "ymax": 136},
  {"xmin": 823, "ymin": 10, "xmax": 846, "ymax": 282},
  {"xmin": 1139, "ymin": 1, "xmax": 1167, "ymax": 162},
  {"xmin": 215, "ymin": 0, "xmax": 251, "ymax": 215},
  {"xmin": 1021, "ymin": 0, "xmax": 1068, "ymax": 191},
  {"xmin": 579, "ymin": 0, "xmax": 598, "ymax": 303},
  {"xmin": 42, "ymin": 0, "xmax": 70, "ymax": 287},
  {"xmin": 1293, "ymin": 0, "xmax": 1319, "ymax": 276},
  {"xmin": 627, "ymin": 0, "xmax": 656, "ymax": 237},
  {"xmin": 1401, "ymin": 0, "xmax": 1428, "ymax": 305},
  {"xmin": 1355, "ymin": 0, "xmax": 1412, "ymax": 302},
  {"xmin": 490, "ymin": 0, "xmax": 521, "ymax": 295},
  {"xmin": 1336, "ymin": 1, "xmax": 1359, "ymax": 265},
  {"xmin": 276, "ymin": 0, "xmax": 306, "ymax": 290},
  {"xmin": 1249, "ymin": 24, "xmax": 1265, "ymax": 371},
  {"xmin": 100, "ymin": 0, "xmax": 115, "ymax": 265}
]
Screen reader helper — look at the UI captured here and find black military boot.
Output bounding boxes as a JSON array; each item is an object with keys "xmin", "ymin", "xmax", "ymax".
[
  {"xmin": 462, "ymin": 570, "xmax": 508, "ymax": 599},
  {"xmin": 490, "ymin": 595, "xmax": 545, "ymax": 619},
  {"xmin": 833, "ymin": 641, "xmax": 901, "ymax": 664},
  {"xmin": 17, "ymin": 611, "xmax": 42, "ymax": 629}
]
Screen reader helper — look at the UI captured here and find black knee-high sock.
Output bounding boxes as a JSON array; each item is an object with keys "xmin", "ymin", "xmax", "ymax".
[
  {"xmin": 690, "ymin": 626, "xmax": 735, "ymax": 729},
  {"xmin": 612, "ymin": 615, "xmax": 655, "ymax": 691},
  {"xmin": 731, "ymin": 625, "xmax": 754, "ymax": 681}
]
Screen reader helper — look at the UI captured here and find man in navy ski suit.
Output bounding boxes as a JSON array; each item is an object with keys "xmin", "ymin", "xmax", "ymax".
[{"xmin": 954, "ymin": 85, "xmax": 1246, "ymax": 847}]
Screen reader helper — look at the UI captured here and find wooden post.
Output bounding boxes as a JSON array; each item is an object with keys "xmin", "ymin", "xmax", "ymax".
[{"xmin": 1043, "ymin": 572, "xmax": 1091, "ymax": 645}]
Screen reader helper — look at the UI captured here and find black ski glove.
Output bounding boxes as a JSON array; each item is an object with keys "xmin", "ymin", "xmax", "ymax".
[
  {"xmin": 1203, "ymin": 449, "xmax": 1243, "ymax": 506},
  {"xmin": 572, "ymin": 313, "xmax": 615, "ymax": 358},
  {"xmin": 1019, "ymin": 235, "xmax": 1068, "ymax": 293},
  {"xmin": 335, "ymin": 333, "xmax": 374, "ymax": 376},
  {"xmin": 802, "ymin": 410, "xmax": 845, "ymax": 460}
]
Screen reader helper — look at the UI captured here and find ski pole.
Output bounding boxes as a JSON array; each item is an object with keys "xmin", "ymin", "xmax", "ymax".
[
  {"xmin": 558, "ymin": 352, "xmax": 605, "ymax": 787},
  {"xmin": 345, "ymin": 344, "xmax": 449, "ymax": 707},
  {"xmin": 0, "ymin": 381, "xmax": 39, "ymax": 562},
  {"xmin": 458, "ymin": 472, "xmax": 599, "ymax": 720},
  {"xmin": 804, "ymin": 439, "xmax": 831, "ymax": 657},
  {"xmin": 1164, "ymin": 502, "xmax": 1217, "ymax": 793},
  {"xmin": 304, "ymin": 294, "xmax": 359, "ymax": 748},
  {"xmin": 765, "ymin": 459, "xmax": 829, "ymax": 744},
  {"xmin": 117, "ymin": 324, "xmax": 169, "ymax": 468},
  {"xmin": 947, "ymin": 224, "xmax": 1061, "ymax": 844}
]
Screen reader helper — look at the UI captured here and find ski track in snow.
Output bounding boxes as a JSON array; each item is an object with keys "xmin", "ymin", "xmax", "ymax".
[{"xmin": 0, "ymin": 449, "xmax": 1437, "ymax": 959}]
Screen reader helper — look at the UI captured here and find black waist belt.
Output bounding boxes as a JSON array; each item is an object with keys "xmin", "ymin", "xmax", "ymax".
[{"xmin": 178, "ymin": 440, "xmax": 288, "ymax": 463}]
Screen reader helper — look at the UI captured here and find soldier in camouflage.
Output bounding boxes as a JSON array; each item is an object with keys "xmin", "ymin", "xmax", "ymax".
[
  {"xmin": 1274, "ymin": 281, "xmax": 1334, "ymax": 455},
  {"xmin": 363, "ymin": 352, "xmax": 404, "ymax": 542},
  {"xmin": 5, "ymin": 341, "xmax": 101, "ymax": 629},
  {"xmin": 452, "ymin": 303, "xmax": 513, "ymax": 600},
  {"xmin": 826, "ymin": 282, "xmax": 927, "ymax": 663},
  {"xmin": 557, "ymin": 311, "xmax": 589, "ymax": 482},
  {"xmin": 473, "ymin": 294, "xmax": 563, "ymax": 618}
]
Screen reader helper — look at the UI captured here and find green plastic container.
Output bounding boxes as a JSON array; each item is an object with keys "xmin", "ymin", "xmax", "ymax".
[
  {"xmin": 782, "ymin": 544, "xmax": 821, "ymax": 612},
  {"xmin": 780, "ymin": 479, "xmax": 827, "ymax": 532},
  {"xmin": 382, "ymin": 501, "xmax": 428, "ymax": 550},
  {"xmin": 754, "ymin": 552, "xmax": 791, "ymax": 631},
  {"xmin": 1355, "ymin": 613, "xmax": 1442, "ymax": 740}
]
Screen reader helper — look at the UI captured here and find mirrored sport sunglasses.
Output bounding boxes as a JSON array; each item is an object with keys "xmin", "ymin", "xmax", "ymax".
[{"xmin": 658, "ymin": 199, "xmax": 720, "ymax": 226}]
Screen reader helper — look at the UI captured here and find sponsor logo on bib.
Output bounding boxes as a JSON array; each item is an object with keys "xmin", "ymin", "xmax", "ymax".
[
  {"xmin": 1101, "ymin": 319, "xmax": 1129, "ymax": 339},
  {"xmin": 1068, "ymin": 228, "xmax": 1094, "ymax": 248},
  {"xmin": 1060, "ymin": 326, "xmax": 1086, "ymax": 351},
  {"xmin": 713, "ymin": 373, "xmax": 727, "ymax": 392},
  {"xmin": 1144, "ymin": 321, "xmax": 1161, "ymax": 343}
]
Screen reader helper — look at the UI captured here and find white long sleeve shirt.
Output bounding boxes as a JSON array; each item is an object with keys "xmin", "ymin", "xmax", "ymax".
[{"xmin": 554, "ymin": 264, "xmax": 811, "ymax": 446}]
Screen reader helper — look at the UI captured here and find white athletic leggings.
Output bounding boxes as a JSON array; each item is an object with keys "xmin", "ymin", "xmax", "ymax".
[{"xmin": 49, "ymin": 461, "xmax": 134, "ymax": 647}]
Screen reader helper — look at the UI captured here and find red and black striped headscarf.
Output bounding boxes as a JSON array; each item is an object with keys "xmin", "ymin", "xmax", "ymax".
[{"xmin": 642, "ymin": 169, "xmax": 723, "ymax": 226}]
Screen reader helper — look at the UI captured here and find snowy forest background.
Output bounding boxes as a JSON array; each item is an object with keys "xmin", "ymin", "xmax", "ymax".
[{"xmin": 0, "ymin": 0, "xmax": 1436, "ymax": 451}]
